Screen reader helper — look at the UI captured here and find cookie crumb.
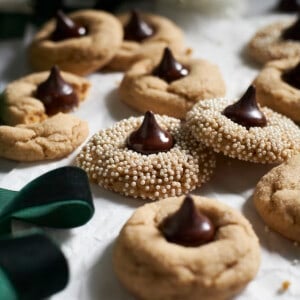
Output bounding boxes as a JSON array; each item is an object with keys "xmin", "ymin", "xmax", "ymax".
[
  {"xmin": 278, "ymin": 280, "xmax": 290, "ymax": 293},
  {"xmin": 186, "ymin": 47, "xmax": 193, "ymax": 56}
]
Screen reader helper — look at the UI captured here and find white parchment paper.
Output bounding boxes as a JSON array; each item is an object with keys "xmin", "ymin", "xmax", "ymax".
[{"xmin": 0, "ymin": 4, "xmax": 299, "ymax": 300}]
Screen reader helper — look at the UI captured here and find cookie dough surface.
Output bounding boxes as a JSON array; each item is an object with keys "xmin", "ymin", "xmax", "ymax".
[
  {"xmin": 113, "ymin": 195, "xmax": 261, "ymax": 300},
  {"xmin": 0, "ymin": 70, "xmax": 90, "ymax": 126},
  {"xmin": 107, "ymin": 13, "xmax": 186, "ymax": 71},
  {"xmin": 29, "ymin": 10, "xmax": 123, "ymax": 75},
  {"xmin": 0, "ymin": 113, "xmax": 88, "ymax": 161},
  {"xmin": 186, "ymin": 98, "xmax": 300, "ymax": 163},
  {"xmin": 255, "ymin": 58, "xmax": 300, "ymax": 122},
  {"xmin": 248, "ymin": 20, "xmax": 300, "ymax": 64},
  {"xmin": 119, "ymin": 58, "xmax": 225, "ymax": 119},
  {"xmin": 254, "ymin": 154, "xmax": 300, "ymax": 242},
  {"xmin": 76, "ymin": 115, "xmax": 216, "ymax": 200}
]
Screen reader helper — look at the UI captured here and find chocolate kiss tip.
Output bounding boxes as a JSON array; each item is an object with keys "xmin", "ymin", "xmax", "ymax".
[
  {"xmin": 159, "ymin": 195, "xmax": 215, "ymax": 247},
  {"xmin": 223, "ymin": 86, "xmax": 267, "ymax": 129},
  {"xmin": 124, "ymin": 9, "xmax": 154, "ymax": 42},
  {"xmin": 282, "ymin": 14, "xmax": 300, "ymax": 40},
  {"xmin": 152, "ymin": 47, "xmax": 189, "ymax": 83},
  {"xmin": 52, "ymin": 10, "xmax": 86, "ymax": 42},
  {"xmin": 35, "ymin": 65, "xmax": 78, "ymax": 115},
  {"xmin": 126, "ymin": 111, "xmax": 174, "ymax": 155},
  {"xmin": 282, "ymin": 61, "xmax": 300, "ymax": 89}
]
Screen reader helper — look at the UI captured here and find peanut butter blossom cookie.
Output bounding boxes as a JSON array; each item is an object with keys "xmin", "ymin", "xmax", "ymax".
[
  {"xmin": 248, "ymin": 14, "xmax": 300, "ymax": 64},
  {"xmin": 255, "ymin": 58, "xmax": 300, "ymax": 122},
  {"xmin": 119, "ymin": 47, "xmax": 225, "ymax": 119},
  {"xmin": 76, "ymin": 112, "xmax": 216, "ymax": 200},
  {"xmin": 0, "ymin": 66, "xmax": 90, "ymax": 126},
  {"xmin": 0, "ymin": 67, "xmax": 89, "ymax": 161},
  {"xmin": 107, "ymin": 10, "xmax": 187, "ymax": 71},
  {"xmin": 113, "ymin": 195, "xmax": 261, "ymax": 300},
  {"xmin": 186, "ymin": 86, "xmax": 300, "ymax": 163},
  {"xmin": 254, "ymin": 154, "xmax": 300, "ymax": 242},
  {"xmin": 29, "ymin": 10, "xmax": 123, "ymax": 75}
]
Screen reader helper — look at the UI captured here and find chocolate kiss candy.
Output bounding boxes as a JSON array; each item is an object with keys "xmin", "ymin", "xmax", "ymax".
[
  {"xmin": 282, "ymin": 61, "xmax": 300, "ymax": 89},
  {"xmin": 124, "ymin": 10, "xmax": 154, "ymax": 42},
  {"xmin": 126, "ymin": 111, "xmax": 174, "ymax": 154},
  {"xmin": 35, "ymin": 66, "xmax": 79, "ymax": 115},
  {"xmin": 160, "ymin": 195, "xmax": 215, "ymax": 247},
  {"xmin": 277, "ymin": 0, "xmax": 300, "ymax": 12},
  {"xmin": 282, "ymin": 14, "xmax": 300, "ymax": 40},
  {"xmin": 222, "ymin": 86, "xmax": 267, "ymax": 129},
  {"xmin": 51, "ymin": 10, "xmax": 87, "ymax": 42},
  {"xmin": 152, "ymin": 47, "xmax": 189, "ymax": 83}
]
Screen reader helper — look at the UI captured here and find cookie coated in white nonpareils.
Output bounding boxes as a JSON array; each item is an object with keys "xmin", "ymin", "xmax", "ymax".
[
  {"xmin": 76, "ymin": 114, "xmax": 216, "ymax": 200},
  {"xmin": 186, "ymin": 98, "xmax": 300, "ymax": 163}
]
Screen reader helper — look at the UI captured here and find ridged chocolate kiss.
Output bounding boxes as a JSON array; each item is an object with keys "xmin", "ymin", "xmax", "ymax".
[
  {"xmin": 126, "ymin": 111, "xmax": 174, "ymax": 154},
  {"xmin": 159, "ymin": 195, "xmax": 215, "ymax": 247},
  {"xmin": 152, "ymin": 48, "xmax": 189, "ymax": 83},
  {"xmin": 222, "ymin": 86, "xmax": 267, "ymax": 129},
  {"xmin": 277, "ymin": 0, "xmax": 300, "ymax": 12},
  {"xmin": 282, "ymin": 14, "xmax": 300, "ymax": 40},
  {"xmin": 51, "ymin": 10, "xmax": 87, "ymax": 42},
  {"xmin": 35, "ymin": 66, "xmax": 79, "ymax": 115},
  {"xmin": 282, "ymin": 61, "xmax": 300, "ymax": 89},
  {"xmin": 124, "ymin": 10, "xmax": 154, "ymax": 42}
]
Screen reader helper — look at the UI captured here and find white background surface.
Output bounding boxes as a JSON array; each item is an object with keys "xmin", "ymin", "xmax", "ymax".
[{"xmin": 0, "ymin": 0, "xmax": 300, "ymax": 299}]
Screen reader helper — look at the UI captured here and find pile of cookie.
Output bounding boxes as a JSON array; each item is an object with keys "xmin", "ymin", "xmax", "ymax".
[{"xmin": 1, "ymin": 6, "xmax": 300, "ymax": 300}]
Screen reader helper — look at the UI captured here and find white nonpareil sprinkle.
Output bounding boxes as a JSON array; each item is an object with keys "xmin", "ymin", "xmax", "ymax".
[
  {"xmin": 76, "ymin": 114, "xmax": 216, "ymax": 200},
  {"xmin": 186, "ymin": 98, "xmax": 300, "ymax": 164}
]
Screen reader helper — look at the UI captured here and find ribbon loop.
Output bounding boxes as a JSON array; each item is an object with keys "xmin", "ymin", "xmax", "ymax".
[
  {"xmin": 0, "ymin": 231, "xmax": 69, "ymax": 300},
  {"xmin": 0, "ymin": 167, "xmax": 94, "ymax": 234}
]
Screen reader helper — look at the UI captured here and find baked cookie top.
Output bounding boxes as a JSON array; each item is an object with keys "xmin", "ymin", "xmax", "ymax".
[
  {"xmin": 186, "ymin": 86, "xmax": 300, "ymax": 163},
  {"xmin": 113, "ymin": 195, "xmax": 260, "ymax": 300},
  {"xmin": 255, "ymin": 58, "xmax": 300, "ymax": 122},
  {"xmin": 248, "ymin": 17, "xmax": 300, "ymax": 64},
  {"xmin": 0, "ymin": 113, "xmax": 88, "ymax": 162},
  {"xmin": 29, "ymin": 10, "xmax": 123, "ymax": 75},
  {"xmin": 119, "ymin": 48, "xmax": 225, "ymax": 119},
  {"xmin": 0, "ymin": 67, "xmax": 90, "ymax": 126},
  {"xmin": 106, "ymin": 11, "xmax": 187, "ymax": 71},
  {"xmin": 254, "ymin": 154, "xmax": 300, "ymax": 242},
  {"xmin": 76, "ymin": 112, "xmax": 216, "ymax": 200}
]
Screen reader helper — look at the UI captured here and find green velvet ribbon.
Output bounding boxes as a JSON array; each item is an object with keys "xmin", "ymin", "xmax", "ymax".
[{"xmin": 0, "ymin": 166, "xmax": 94, "ymax": 300}]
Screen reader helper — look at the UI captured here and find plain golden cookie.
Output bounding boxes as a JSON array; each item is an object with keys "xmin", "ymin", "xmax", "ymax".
[
  {"xmin": 248, "ymin": 19, "xmax": 300, "ymax": 64},
  {"xmin": 254, "ymin": 154, "xmax": 300, "ymax": 242},
  {"xmin": 113, "ymin": 195, "xmax": 261, "ymax": 300},
  {"xmin": 0, "ymin": 70, "xmax": 90, "ymax": 126},
  {"xmin": 255, "ymin": 58, "xmax": 300, "ymax": 122},
  {"xmin": 107, "ymin": 12, "xmax": 187, "ymax": 71},
  {"xmin": 119, "ymin": 58, "xmax": 226, "ymax": 119},
  {"xmin": 0, "ymin": 113, "xmax": 88, "ymax": 161},
  {"xmin": 29, "ymin": 10, "xmax": 123, "ymax": 75},
  {"xmin": 186, "ymin": 98, "xmax": 300, "ymax": 163},
  {"xmin": 76, "ymin": 115, "xmax": 216, "ymax": 200}
]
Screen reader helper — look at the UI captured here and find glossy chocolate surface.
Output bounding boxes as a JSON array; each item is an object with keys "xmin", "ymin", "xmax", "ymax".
[
  {"xmin": 282, "ymin": 15, "xmax": 300, "ymax": 40},
  {"xmin": 222, "ymin": 86, "xmax": 267, "ymax": 129},
  {"xmin": 160, "ymin": 195, "xmax": 215, "ymax": 247},
  {"xmin": 124, "ymin": 10, "xmax": 154, "ymax": 42},
  {"xmin": 51, "ymin": 10, "xmax": 87, "ymax": 42},
  {"xmin": 277, "ymin": 0, "xmax": 300, "ymax": 12},
  {"xmin": 152, "ymin": 48, "xmax": 189, "ymax": 83},
  {"xmin": 282, "ymin": 62, "xmax": 300, "ymax": 89},
  {"xmin": 35, "ymin": 66, "xmax": 79, "ymax": 115},
  {"xmin": 126, "ymin": 111, "xmax": 174, "ymax": 154}
]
